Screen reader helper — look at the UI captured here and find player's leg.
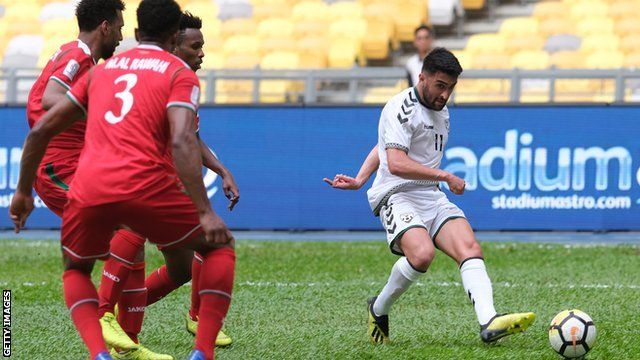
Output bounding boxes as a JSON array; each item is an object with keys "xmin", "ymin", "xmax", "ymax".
[
  {"xmin": 145, "ymin": 252, "xmax": 192, "ymax": 306},
  {"xmin": 61, "ymin": 201, "xmax": 127, "ymax": 359},
  {"xmin": 434, "ymin": 217, "xmax": 535, "ymax": 342},
  {"xmin": 161, "ymin": 237, "xmax": 235, "ymax": 360},
  {"xmin": 98, "ymin": 230, "xmax": 148, "ymax": 350},
  {"xmin": 369, "ymin": 201, "xmax": 433, "ymax": 344}
]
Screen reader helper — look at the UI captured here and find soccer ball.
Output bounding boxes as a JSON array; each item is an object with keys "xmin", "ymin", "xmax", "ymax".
[{"xmin": 548, "ymin": 309, "xmax": 596, "ymax": 358}]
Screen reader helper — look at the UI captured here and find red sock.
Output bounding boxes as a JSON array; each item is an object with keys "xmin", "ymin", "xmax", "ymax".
[
  {"xmin": 117, "ymin": 262, "xmax": 147, "ymax": 343},
  {"xmin": 63, "ymin": 269, "xmax": 107, "ymax": 358},
  {"xmin": 189, "ymin": 253, "xmax": 204, "ymax": 321},
  {"xmin": 145, "ymin": 265, "xmax": 179, "ymax": 306},
  {"xmin": 98, "ymin": 230, "xmax": 145, "ymax": 317},
  {"xmin": 194, "ymin": 247, "xmax": 235, "ymax": 360}
]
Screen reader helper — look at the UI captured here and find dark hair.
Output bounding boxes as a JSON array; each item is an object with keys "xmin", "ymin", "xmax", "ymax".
[
  {"xmin": 179, "ymin": 11, "xmax": 202, "ymax": 31},
  {"xmin": 422, "ymin": 47, "xmax": 463, "ymax": 77},
  {"xmin": 137, "ymin": 0, "xmax": 182, "ymax": 42},
  {"xmin": 75, "ymin": 0, "xmax": 125, "ymax": 32},
  {"xmin": 414, "ymin": 24, "xmax": 433, "ymax": 37}
]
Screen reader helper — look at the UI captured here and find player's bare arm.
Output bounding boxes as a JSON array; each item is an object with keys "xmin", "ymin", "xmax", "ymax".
[
  {"xmin": 10, "ymin": 97, "xmax": 84, "ymax": 232},
  {"xmin": 386, "ymin": 148, "xmax": 465, "ymax": 194},
  {"xmin": 41, "ymin": 80, "xmax": 70, "ymax": 110},
  {"xmin": 169, "ymin": 106, "xmax": 232, "ymax": 244},
  {"xmin": 198, "ymin": 138, "xmax": 239, "ymax": 211},
  {"xmin": 324, "ymin": 144, "xmax": 380, "ymax": 190}
]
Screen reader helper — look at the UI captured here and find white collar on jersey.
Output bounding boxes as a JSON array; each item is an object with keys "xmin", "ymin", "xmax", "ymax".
[{"xmin": 76, "ymin": 39, "xmax": 97, "ymax": 64}]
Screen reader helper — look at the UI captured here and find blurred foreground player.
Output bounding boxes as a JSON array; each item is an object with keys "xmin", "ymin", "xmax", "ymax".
[
  {"xmin": 324, "ymin": 48, "xmax": 535, "ymax": 345},
  {"xmin": 11, "ymin": 1, "xmax": 235, "ymax": 359},
  {"xmin": 97, "ymin": 12, "xmax": 237, "ymax": 357},
  {"xmin": 24, "ymin": 0, "xmax": 169, "ymax": 357}
]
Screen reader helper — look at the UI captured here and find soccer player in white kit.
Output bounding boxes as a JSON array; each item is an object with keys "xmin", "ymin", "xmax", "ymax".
[{"xmin": 324, "ymin": 48, "xmax": 535, "ymax": 344}]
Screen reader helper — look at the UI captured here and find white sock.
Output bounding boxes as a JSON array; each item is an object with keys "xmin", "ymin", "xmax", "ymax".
[
  {"xmin": 373, "ymin": 257, "xmax": 424, "ymax": 316},
  {"xmin": 460, "ymin": 257, "xmax": 497, "ymax": 325}
]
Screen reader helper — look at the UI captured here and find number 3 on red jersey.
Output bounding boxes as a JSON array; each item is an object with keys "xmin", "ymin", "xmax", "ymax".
[{"xmin": 105, "ymin": 73, "xmax": 137, "ymax": 124}]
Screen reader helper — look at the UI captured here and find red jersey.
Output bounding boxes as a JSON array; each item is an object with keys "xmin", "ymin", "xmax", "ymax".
[
  {"xmin": 67, "ymin": 44, "xmax": 200, "ymax": 207},
  {"xmin": 27, "ymin": 40, "xmax": 95, "ymax": 167}
]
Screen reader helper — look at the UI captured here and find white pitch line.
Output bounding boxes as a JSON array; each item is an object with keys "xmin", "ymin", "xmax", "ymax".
[{"xmin": 237, "ymin": 280, "xmax": 640, "ymax": 290}]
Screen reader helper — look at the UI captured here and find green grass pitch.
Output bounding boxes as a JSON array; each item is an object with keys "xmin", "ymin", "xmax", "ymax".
[{"xmin": 1, "ymin": 238, "xmax": 639, "ymax": 359}]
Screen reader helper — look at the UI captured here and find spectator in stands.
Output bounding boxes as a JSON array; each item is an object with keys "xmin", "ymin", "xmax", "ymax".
[{"xmin": 405, "ymin": 25, "xmax": 434, "ymax": 87}]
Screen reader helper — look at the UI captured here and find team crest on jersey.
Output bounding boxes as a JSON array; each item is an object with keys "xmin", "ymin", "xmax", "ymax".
[
  {"xmin": 63, "ymin": 59, "xmax": 80, "ymax": 81},
  {"xmin": 400, "ymin": 213, "xmax": 414, "ymax": 223}
]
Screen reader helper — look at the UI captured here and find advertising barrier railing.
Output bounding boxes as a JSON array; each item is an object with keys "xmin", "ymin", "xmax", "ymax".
[{"xmin": 1, "ymin": 105, "xmax": 638, "ymax": 230}]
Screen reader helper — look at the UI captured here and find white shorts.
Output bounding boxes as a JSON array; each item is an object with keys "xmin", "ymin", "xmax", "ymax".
[{"xmin": 379, "ymin": 189, "xmax": 465, "ymax": 256}]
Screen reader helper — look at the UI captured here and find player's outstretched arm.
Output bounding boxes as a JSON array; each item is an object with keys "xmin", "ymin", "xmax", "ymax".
[
  {"xmin": 169, "ymin": 107, "xmax": 232, "ymax": 244},
  {"xmin": 324, "ymin": 144, "xmax": 380, "ymax": 190},
  {"xmin": 198, "ymin": 138, "xmax": 239, "ymax": 211},
  {"xmin": 386, "ymin": 148, "xmax": 466, "ymax": 194},
  {"xmin": 10, "ymin": 97, "xmax": 84, "ymax": 232}
]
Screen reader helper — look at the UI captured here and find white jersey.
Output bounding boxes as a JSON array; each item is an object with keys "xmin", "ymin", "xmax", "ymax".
[
  {"xmin": 405, "ymin": 54, "xmax": 423, "ymax": 87},
  {"xmin": 367, "ymin": 87, "xmax": 451, "ymax": 215}
]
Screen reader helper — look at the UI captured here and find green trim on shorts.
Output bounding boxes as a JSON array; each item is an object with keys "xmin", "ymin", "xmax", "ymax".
[
  {"xmin": 45, "ymin": 163, "xmax": 69, "ymax": 191},
  {"xmin": 388, "ymin": 224, "xmax": 427, "ymax": 256},
  {"xmin": 432, "ymin": 216, "xmax": 466, "ymax": 243}
]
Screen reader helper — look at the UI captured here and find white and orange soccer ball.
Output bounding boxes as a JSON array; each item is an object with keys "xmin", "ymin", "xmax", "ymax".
[{"xmin": 548, "ymin": 309, "xmax": 597, "ymax": 358}]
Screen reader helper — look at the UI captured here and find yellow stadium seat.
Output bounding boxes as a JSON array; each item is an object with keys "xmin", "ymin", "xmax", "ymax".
[
  {"xmin": 296, "ymin": 36, "xmax": 328, "ymax": 68},
  {"xmin": 42, "ymin": 19, "xmax": 76, "ymax": 39},
  {"xmin": 223, "ymin": 53, "xmax": 260, "ymax": 69},
  {"xmin": 469, "ymin": 53, "xmax": 512, "ymax": 70},
  {"xmin": 500, "ymin": 17, "xmax": 539, "ymax": 37},
  {"xmin": 570, "ymin": 2, "xmax": 609, "ymax": 20},
  {"xmin": 614, "ymin": 18, "xmax": 640, "ymax": 37},
  {"xmin": 252, "ymin": 2, "xmax": 292, "ymax": 21},
  {"xmin": 329, "ymin": 19, "xmax": 366, "ymax": 42},
  {"xmin": 363, "ymin": 81, "xmax": 408, "ymax": 104},
  {"xmin": 462, "ymin": 0, "xmax": 486, "ymax": 10},
  {"xmin": 220, "ymin": 18, "xmax": 257, "ymax": 38},
  {"xmin": 201, "ymin": 19, "xmax": 221, "ymax": 40},
  {"xmin": 257, "ymin": 18, "xmax": 294, "ymax": 39},
  {"xmin": 620, "ymin": 35, "xmax": 640, "ymax": 55},
  {"xmin": 363, "ymin": 3, "xmax": 397, "ymax": 46},
  {"xmin": 624, "ymin": 52, "xmax": 640, "ymax": 68},
  {"xmin": 511, "ymin": 51, "xmax": 549, "ymax": 70},
  {"xmin": 183, "ymin": 2, "xmax": 219, "ymax": 19},
  {"xmin": 292, "ymin": 1, "xmax": 329, "ymax": 22},
  {"xmin": 465, "ymin": 34, "xmax": 506, "ymax": 55},
  {"xmin": 222, "ymin": 35, "xmax": 260, "ymax": 56},
  {"xmin": 585, "ymin": 51, "xmax": 625, "ymax": 69},
  {"xmin": 533, "ymin": 2, "xmax": 569, "ymax": 21},
  {"xmin": 451, "ymin": 50, "xmax": 473, "ymax": 70},
  {"xmin": 392, "ymin": 0, "xmax": 428, "ymax": 43},
  {"xmin": 580, "ymin": 34, "xmax": 620, "ymax": 54},
  {"xmin": 3, "ymin": 3, "xmax": 41, "ymax": 22},
  {"xmin": 215, "ymin": 80, "xmax": 254, "ymax": 104},
  {"xmin": 576, "ymin": 18, "xmax": 615, "ymax": 37},
  {"xmin": 260, "ymin": 51, "xmax": 299, "ymax": 103},
  {"xmin": 329, "ymin": 1, "xmax": 363, "ymax": 20},
  {"xmin": 608, "ymin": 1, "xmax": 640, "ymax": 20},
  {"xmin": 200, "ymin": 52, "xmax": 224, "ymax": 70},
  {"xmin": 549, "ymin": 51, "xmax": 584, "ymax": 69},
  {"xmin": 505, "ymin": 35, "xmax": 545, "ymax": 54},
  {"xmin": 328, "ymin": 38, "xmax": 360, "ymax": 68},
  {"xmin": 362, "ymin": 21, "xmax": 391, "ymax": 60},
  {"xmin": 454, "ymin": 79, "xmax": 510, "ymax": 103},
  {"xmin": 0, "ymin": 20, "xmax": 42, "ymax": 39},
  {"xmin": 293, "ymin": 21, "xmax": 328, "ymax": 39},
  {"xmin": 260, "ymin": 36, "xmax": 297, "ymax": 55},
  {"xmin": 538, "ymin": 18, "xmax": 575, "ymax": 38}
]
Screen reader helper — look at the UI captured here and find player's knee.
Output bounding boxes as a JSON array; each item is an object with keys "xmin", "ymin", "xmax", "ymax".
[
  {"xmin": 460, "ymin": 238, "xmax": 483, "ymax": 259},
  {"xmin": 62, "ymin": 254, "xmax": 94, "ymax": 274},
  {"xmin": 408, "ymin": 245, "xmax": 435, "ymax": 271}
]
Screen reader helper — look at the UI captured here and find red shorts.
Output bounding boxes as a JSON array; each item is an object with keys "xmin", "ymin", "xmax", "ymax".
[
  {"xmin": 61, "ymin": 179, "xmax": 203, "ymax": 261},
  {"xmin": 33, "ymin": 162, "xmax": 74, "ymax": 217}
]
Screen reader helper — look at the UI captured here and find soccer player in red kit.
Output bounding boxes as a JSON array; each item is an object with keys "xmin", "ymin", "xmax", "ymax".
[
  {"xmin": 25, "ymin": 0, "xmax": 168, "ymax": 357},
  {"xmin": 97, "ymin": 11, "xmax": 238, "ymax": 355},
  {"xmin": 11, "ymin": 1, "xmax": 235, "ymax": 359}
]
